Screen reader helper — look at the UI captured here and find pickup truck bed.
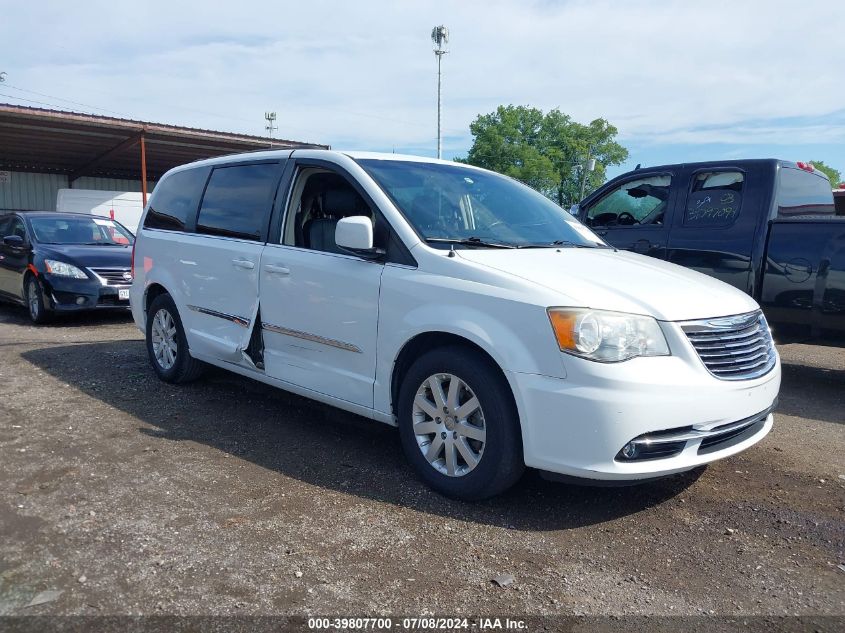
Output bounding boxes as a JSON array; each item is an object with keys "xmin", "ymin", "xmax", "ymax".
[{"xmin": 763, "ymin": 217, "xmax": 845, "ymax": 336}]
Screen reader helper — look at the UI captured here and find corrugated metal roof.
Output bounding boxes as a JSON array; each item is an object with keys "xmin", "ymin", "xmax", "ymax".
[{"xmin": 0, "ymin": 103, "xmax": 328, "ymax": 181}]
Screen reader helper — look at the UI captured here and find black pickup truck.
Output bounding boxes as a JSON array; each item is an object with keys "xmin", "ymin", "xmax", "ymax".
[{"xmin": 574, "ymin": 159, "xmax": 845, "ymax": 341}]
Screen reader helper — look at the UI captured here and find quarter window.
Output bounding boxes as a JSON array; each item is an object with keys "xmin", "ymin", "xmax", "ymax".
[
  {"xmin": 776, "ymin": 167, "xmax": 835, "ymax": 217},
  {"xmin": 197, "ymin": 163, "xmax": 280, "ymax": 241},
  {"xmin": 586, "ymin": 175, "xmax": 671, "ymax": 227},
  {"xmin": 143, "ymin": 167, "xmax": 209, "ymax": 231},
  {"xmin": 683, "ymin": 171, "xmax": 744, "ymax": 227}
]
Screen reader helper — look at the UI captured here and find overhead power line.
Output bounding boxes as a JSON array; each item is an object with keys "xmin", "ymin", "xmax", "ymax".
[
  {"xmin": 3, "ymin": 83, "xmax": 129, "ymax": 116},
  {"xmin": 0, "ymin": 92, "xmax": 77, "ymax": 110}
]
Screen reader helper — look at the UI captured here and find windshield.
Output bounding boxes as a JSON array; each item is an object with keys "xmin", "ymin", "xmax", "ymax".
[
  {"xmin": 358, "ymin": 159, "xmax": 607, "ymax": 248},
  {"xmin": 30, "ymin": 216, "xmax": 134, "ymax": 245}
]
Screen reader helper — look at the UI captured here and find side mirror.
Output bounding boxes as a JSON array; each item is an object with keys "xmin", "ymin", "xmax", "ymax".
[
  {"xmin": 3, "ymin": 235, "xmax": 24, "ymax": 248},
  {"xmin": 335, "ymin": 216, "xmax": 385, "ymax": 260},
  {"xmin": 568, "ymin": 204, "xmax": 580, "ymax": 216}
]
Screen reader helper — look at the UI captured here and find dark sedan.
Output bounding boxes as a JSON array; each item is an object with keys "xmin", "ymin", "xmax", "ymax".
[{"xmin": 0, "ymin": 211, "xmax": 134, "ymax": 323}]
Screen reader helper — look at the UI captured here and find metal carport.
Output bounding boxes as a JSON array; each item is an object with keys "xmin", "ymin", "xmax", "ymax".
[{"xmin": 0, "ymin": 104, "xmax": 326, "ymax": 207}]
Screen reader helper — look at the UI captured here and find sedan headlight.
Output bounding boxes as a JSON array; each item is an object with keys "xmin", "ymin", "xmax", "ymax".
[
  {"xmin": 547, "ymin": 308, "xmax": 670, "ymax": 362},
  {"xmin": 44, "ymin": 259, "xmax": 89, "ymax": 279}
]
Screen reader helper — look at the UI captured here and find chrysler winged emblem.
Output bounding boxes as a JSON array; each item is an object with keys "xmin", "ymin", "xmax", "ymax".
[{"xmin": 706, "ymin": 313, "xmax": 758, "ymax": 329}]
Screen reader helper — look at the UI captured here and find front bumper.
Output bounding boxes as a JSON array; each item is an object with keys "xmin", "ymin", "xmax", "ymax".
[
  {"xmin": 508, "ymin": 326, "xmax": 781, "ymax": 481},
  {"xmin": 41, "ymin": 274, "xmax": 130, "ymax": 312}
]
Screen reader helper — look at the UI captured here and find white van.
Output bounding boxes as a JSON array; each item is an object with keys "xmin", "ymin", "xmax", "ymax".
[
  {"xmin": 130, "ymin": 150, "xmax": 781, "ymax": 499},
  {"xmin": 56, "ymin": 189, "xmax": 144, "ymax": 235}
]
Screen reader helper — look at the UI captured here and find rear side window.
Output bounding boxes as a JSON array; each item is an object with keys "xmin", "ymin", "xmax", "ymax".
[
  {"xmin": 683, "ymin": 171, "xmax": 744, "ymax": 227},
  {"xmin": 196, "ymin": 163, "xmax": 279, "ymax": 241},
  {"xmin": 776, "ymin": 167, "xmax": 835, "ymax": 217},
  {"xmin": 143, "ymin": 167, "xmax": 209, "ymax": 231}
]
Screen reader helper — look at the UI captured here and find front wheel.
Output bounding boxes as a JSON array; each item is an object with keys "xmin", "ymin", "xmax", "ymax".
[
  {"xmin": 25, "ymin": 276, "xmax": 50, "ymax": 324},
  {"xmin": 145, "ymin": 293, "xmax": 204, "ymax": 383},
  {"xmin": 398, "ymin": 346, "xmax": 524, "ymax": 500}
]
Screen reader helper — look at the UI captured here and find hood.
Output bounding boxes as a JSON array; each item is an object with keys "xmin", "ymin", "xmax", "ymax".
[
  {"xmin": 456, "ymin": 247, "xmax": 759, "ymax": 322},
  {"xmin": 37, "ymin": 243, "xmax": 132, "ymax": 269}
]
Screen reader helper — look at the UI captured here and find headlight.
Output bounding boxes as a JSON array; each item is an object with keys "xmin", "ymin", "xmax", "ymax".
[
  {"xmin": 44, "ymin": 259, "xmax": 88, "ymax": 279},
  {"xmin": 547, "ymin": 308, "xmax": 670, "ymax": 362}
]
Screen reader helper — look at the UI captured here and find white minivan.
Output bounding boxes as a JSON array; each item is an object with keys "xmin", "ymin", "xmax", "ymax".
[{"xmin": 130, "ymin": 150, "xmax": 781, "ymax": 499}]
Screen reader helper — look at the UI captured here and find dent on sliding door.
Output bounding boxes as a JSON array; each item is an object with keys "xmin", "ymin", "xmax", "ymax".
[{"xmin": 180, "ymin": 161, "xmax": 283, "ymax": 362}]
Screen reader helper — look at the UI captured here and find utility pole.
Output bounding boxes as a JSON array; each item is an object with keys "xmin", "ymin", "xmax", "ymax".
[
  {"xmin": 431, "ymin": 25, "xmax": 449, "ymax": 160},
  {"xmin": 579, "ymin": 155, "xmax": 596, "ymax": 200}
]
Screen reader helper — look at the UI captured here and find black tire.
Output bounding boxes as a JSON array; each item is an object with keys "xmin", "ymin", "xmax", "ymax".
[
  {"xmin": 145, "ymin": 293, "xmax": 204, "ymax": 384},
  {"xmin": 24, "ymin": 275, "xmax": 50, "ymax": 324},
  {"xmin": 398, "ymin": 346, "xmax": 524, "ymax": 500}
]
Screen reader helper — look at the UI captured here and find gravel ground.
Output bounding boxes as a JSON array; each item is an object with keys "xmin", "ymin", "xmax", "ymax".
[{"xmin": 0, "ymin": 304, "xmax": 843, "ymax": 619}]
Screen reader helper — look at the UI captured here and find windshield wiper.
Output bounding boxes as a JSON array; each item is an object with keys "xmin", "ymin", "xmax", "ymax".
[
  {"xmin": 521, "ymin": 240, "xmax": 613, "ymax": 249},
  {"xmin": 425, "ymin": 237, "xmax": 517, "ymax": 249}
]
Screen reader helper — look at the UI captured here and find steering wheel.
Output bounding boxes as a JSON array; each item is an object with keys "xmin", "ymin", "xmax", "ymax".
[{"xmin": 616, "ymin": 211, "xmax": 639, "ymax": 226}]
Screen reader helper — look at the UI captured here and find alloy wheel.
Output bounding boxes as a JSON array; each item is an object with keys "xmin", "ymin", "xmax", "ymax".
[
  {"xmin": 412, "ymin": 373, "xmax": 486, "ymax": 477},
  {"xmin": 151, "ymin": 308, "xmax": 178, "ymax": 370},
  {"xmin": 28, "ymin": 280, "xmax": 40, "ymax": 320}
]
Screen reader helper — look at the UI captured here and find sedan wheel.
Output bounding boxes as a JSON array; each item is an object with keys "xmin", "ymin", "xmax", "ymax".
[
  {"xmin": 412, "ymin": 373, "xmax": 486, "ymax": 477},
  {"xmin": 25, "ymin": 277, "xmax": 49, "ymax": 324},
  {"xmin": 150, "ymin": 308, "xmax": 178, "ymax": 370},
  {"xmin": 27, "ymin": 279, "xmax": 40, "ymax": 321}
]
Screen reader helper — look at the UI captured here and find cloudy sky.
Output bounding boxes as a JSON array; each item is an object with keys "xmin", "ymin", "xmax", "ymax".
[{"xmin": 2, "ymin": 0, "xmax": 843, "ymax": 178}]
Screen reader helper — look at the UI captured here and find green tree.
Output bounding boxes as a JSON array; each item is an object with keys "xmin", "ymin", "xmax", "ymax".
[
  {"xmin": 459, "ymin": 105, "xmax": 628, "ymax": 205},
  {"xmin": 810, "ymin": 161, "xmax": 841, "ymax": 188}
]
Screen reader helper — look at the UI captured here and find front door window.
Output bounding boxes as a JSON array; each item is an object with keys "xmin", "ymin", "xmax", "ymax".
[
  {"xmin": 282, "ymin": 168, "xmax": 378, "ymax": 253},
  {"xmin": 586, "ymin": 175, "xmax": 672, "ymax": 228}
]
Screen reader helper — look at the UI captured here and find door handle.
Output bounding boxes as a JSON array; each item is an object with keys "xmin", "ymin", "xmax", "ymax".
[
  {"xmin": 232, "ymin": 259, "xmax": 255, "ymax": 270},
  {"xmin": 633, "ymin": 239, "xmax": 651, "ymax": 254},
  {"xmin": 264, "ymin": 264, "xmax": 290, "ymax": 275}
]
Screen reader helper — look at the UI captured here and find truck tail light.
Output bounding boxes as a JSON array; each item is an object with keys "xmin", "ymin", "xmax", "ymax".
[{"xmin": 796, "ymin": 161, "xmax": 815, "ymax": 172}]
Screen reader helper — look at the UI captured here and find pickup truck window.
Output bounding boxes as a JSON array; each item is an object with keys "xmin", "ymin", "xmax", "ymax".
[
  {"xmin": 586, "ymin": 175, "xmax": 671, "ymax": 228},
  {"xmin": 776, "ymin": 167, "xmax": 835, "ymax": 217},
  {"xmin": 683, "ymin": 171, "xmax": 744, "ymax": 227},
  {"xmin": 196, "ymin": 164, "xmax": 279, "ymax": 241},
  {"xmin": 359, "ymin": 159, "xmax": 604, "ymax": 248}
]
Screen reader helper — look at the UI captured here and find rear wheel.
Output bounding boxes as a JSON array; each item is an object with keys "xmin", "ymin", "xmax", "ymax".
[
  {"xmin": 398, "ymin": 346, "xmax": 524, "ymax": 500},
  {"xmin": 145, "ymin": 293, "xmax": 204, "ymax": 383},
  {"xmin": 25, "ymin": 276, "xmax": 50, "ymax": 324}
]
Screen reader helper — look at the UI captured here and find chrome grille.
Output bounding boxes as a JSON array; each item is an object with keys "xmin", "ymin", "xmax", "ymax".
[
  {"xmin": 90, "ymin": 267, "xmax": 132, "ymax": 286},
  {"xmin": 681, "ymin": 311, "xmax": 776, "ymax": 381}
]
